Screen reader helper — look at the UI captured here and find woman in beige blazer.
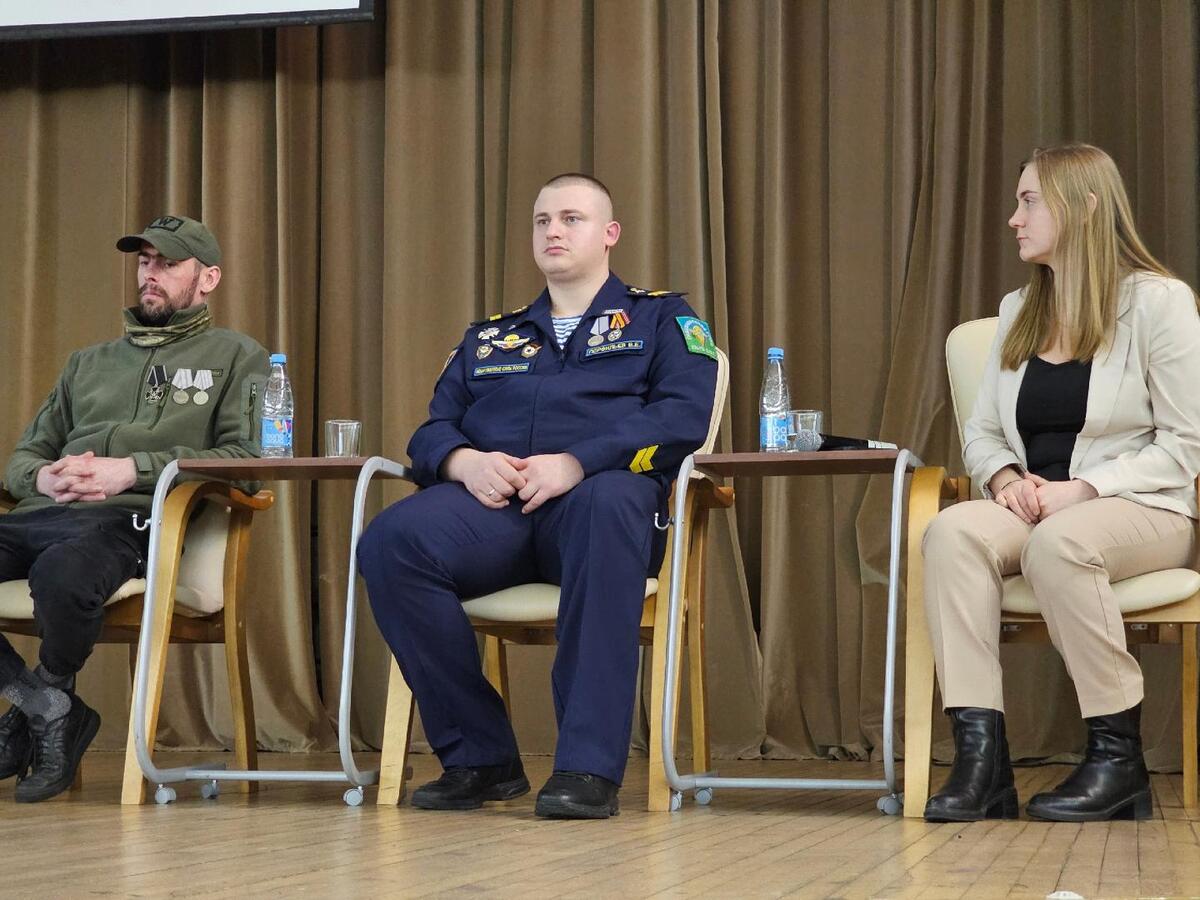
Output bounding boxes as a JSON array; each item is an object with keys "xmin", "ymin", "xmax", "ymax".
[{"xmin": 923, "ymin": 144, "xmax": 1200, "ymax": 823}]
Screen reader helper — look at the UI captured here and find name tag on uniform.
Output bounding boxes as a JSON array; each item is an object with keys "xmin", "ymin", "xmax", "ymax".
[
  {"xmin": 472, "ymin": 362, "xmax": 533, "ymax": 377},
  {"xmin": 582, "ymin": 339, "xmax": 645, "ymax": 360}
]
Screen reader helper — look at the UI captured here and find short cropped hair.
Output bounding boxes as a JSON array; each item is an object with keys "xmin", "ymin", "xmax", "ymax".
[{"xmin": 541, "ymin": 172, "xmax": 613, "ymax": 206}]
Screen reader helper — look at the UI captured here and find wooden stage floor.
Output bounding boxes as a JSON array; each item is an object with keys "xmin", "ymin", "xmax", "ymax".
[{"xmin": 6, "ymin": 752, "xmax": 1199, "ymax": 898}]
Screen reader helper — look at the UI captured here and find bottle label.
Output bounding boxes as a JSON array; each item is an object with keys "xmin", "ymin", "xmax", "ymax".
[
  {"xmin": 759, "ymin": 413, "xmax": 789, "ymax": 451},
  {"xmin": 262, "ymin": 416, "xmax": 294, "ymax": 453}
]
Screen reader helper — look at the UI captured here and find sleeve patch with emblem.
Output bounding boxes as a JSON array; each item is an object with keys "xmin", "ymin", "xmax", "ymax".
[
  {"xmin": 440, "ymin": 348, "xmax": 458, "ymax": 375},
  {"xmin": 675, "ymin": 316, "xmax": 718, "ymax": 360}
]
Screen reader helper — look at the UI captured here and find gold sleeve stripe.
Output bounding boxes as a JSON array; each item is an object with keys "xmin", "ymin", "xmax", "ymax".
[{"xmin": 629, "ymin": 445, "xmax": 659, "ymax": 474}]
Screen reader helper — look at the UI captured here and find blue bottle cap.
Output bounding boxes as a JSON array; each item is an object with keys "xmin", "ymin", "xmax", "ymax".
[
  {"xmin": 270, "ymin": 353, "xmax": 287, "ymax": 365},
  {"xmin": 767, "ymin": 347, "xmax": 784, "ymax": 360}
]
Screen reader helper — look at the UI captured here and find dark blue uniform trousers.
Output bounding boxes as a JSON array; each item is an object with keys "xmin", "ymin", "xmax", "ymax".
[{"xmin": 357, "ymin": 470, "xmax": 664, "ymax": 785}]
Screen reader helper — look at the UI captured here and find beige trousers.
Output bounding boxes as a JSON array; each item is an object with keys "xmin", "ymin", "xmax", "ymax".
[{"xmin": 922, "ymin": 496, "xmax": 1195, "ymax": 717}]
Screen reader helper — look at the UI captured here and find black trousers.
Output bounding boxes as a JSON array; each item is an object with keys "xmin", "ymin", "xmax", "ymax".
[{"xmin": 0, "ymin": 506, "xmax": 149, "ymax": 686}]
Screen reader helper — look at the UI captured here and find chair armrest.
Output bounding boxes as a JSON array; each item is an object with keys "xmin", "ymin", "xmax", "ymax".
[{"xmin": 692, "ymin": 476, "xmax": 734, "ymax": 509}]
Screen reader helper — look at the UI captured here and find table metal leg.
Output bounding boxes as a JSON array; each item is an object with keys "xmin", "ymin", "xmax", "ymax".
[
  {"xmin": 659, "ymin": 451, "xmax": 922, "ymax": 813},
  {"xmin": 133, "ymin": 456, "xmax": 411, "ymax": 804}
]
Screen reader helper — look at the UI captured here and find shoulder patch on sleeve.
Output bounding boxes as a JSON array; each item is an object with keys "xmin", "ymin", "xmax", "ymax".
[
  {"xmin": 439, "ymin": 348, "xmax": 458, "ymax": 375},
  {"xmin": 675, "ymin": 316, "xmax": 718, "ymax": 360}
]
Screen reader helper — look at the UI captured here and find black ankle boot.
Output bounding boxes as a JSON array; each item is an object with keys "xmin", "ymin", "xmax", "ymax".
[
  {"xmin": 0, "ymin": 705, "xmax": 31, "ymax": 780},
  {"xmin": 1026, "ymin": 704, "xmax": 1151, "ymax": 822},
  {"xmin": 924, "ymin": 707, "xmax": 1018, "ymax": 822}
]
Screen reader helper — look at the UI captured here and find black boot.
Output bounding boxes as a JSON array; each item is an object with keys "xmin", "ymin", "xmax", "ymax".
[
  {"xmin": 1026, "ymin": 704, "xmax": 1151, "ymax": 822},
  {"xmin": 534, "ymin": 771, "xmax": 620, "ymax": 819},
  {"xmin": 14, "ymin": 694, "xmax": 100, "ymax": 803},
  {"xmin": 410, "ymin": 759, "xmax": 529, "ymax": 810},
  {"xmin": 0, "ymin": 706, "xmax": 31, "ymax": 781},
  {"xmin": 924, "ymin": 707, "xmax": 1018, "ymax": 822}
]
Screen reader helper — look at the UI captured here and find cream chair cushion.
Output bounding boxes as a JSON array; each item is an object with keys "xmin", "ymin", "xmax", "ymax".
[
  {"xmin": 0, "ymin": 499, "xmax": 232, "ymax": 620},
  {"xmin": 1001, "ymin": 568, "xmax": 1200, "ymax": 615},
  {"xmin": 463, "ymin": 579, "xmax": 659, "ymax": 622}
]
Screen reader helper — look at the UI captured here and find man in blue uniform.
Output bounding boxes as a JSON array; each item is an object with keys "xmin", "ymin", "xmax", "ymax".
[{"xmin": 357, "ymin": 174, "xmax": 718, "ymax": 819}]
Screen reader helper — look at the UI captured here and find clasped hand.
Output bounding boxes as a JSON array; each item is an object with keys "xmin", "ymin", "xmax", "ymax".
[
  {"xmin": 993, "ymin": 471, "xmax": 1098, "ymax": 524},
  {"xmin": 443, "ymin": 448, "xmax": 584, "ymax": 514},
  {"xmin": 36, "ymin": 451, "xmax": 137, "ymax": 503}
]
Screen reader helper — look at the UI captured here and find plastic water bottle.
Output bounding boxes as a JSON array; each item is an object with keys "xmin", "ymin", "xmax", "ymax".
[
  {"xmin": 759, "ymin": 347, "xmax": 790, "ymax": 452},
  {"xmin": 261, "ymin": 353, "xmax": 294, "ymax": 458}
]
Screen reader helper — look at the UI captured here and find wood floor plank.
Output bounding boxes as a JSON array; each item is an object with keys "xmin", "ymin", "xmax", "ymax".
[{"xmin": 2, "ymin": 752, "xmax": 1197, "ymax": 897}]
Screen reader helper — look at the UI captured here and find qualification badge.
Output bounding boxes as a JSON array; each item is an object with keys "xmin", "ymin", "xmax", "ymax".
[
  {"xmin": 521, "ymin": 343, "xmax": 540, "ymax": 358},
  {"xmin": 477, "ymin": 344, "xmax": 493, "ymax": 359},
  {"xmin": 492, "ymin": 333, "xmax": 530, "ymax": 352},
  {"xmin": 477, "ymin": 327, "xmax": 499, "ymax": 340}
]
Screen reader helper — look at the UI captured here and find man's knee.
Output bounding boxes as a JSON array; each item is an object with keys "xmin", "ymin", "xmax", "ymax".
[
  {"xmin": 28, "ymin": 545, "xmax": 118, "ymax": 617},
  {"xmin": 568, "ymin": 471, "xmax": 660, "ymax": 518}
]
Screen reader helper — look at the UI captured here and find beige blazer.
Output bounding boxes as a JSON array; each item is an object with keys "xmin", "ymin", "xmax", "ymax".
[{"xmin": 962, "ymin": 272, "xmax": 1200, "ymax": 518}]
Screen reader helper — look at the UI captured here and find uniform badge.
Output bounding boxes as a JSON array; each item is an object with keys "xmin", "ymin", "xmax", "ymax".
[
  {"xmin": 587, "ymin": 334, "xmax": 604, "ymax": 347},
  {"xmin": 607, "ymin": 329, "xmax": 622, "ymax": 342},
  {"xmin": 144, "ymin": 365, "xmax": 168, "ymax": 404},
  {"xmin": 492, "ymin": 333, "xmax": 530, "ymax": 352},
  {"xmin": 476, "ymin": 344, "xmax": 493, "ymax": 359},
  {"xmin": 477, "ymin": 327, "xmax": 499, "ymax": 340},
  {"xmin": 521, "ymin": 343, "xmax": 540, "ymax": 358},
  {"xmin": 675, "ymin": 316, "xmax": 718, "ymax": 360}
]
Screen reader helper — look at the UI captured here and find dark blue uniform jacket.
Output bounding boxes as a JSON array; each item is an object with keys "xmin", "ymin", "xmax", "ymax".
[{"xmin": 407, "ymin": 272, "xmax": 719, "ymax": 491}]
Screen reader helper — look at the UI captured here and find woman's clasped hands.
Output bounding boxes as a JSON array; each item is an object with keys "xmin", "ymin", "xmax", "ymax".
[{"xmin": 990, "ymin": 470, "xmax": 1099, "ymax": 524}]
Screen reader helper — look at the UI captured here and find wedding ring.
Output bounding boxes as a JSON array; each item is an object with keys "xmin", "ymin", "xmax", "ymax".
[{"xmin": 486, "ymin": 488, "xmax": 497, "ymax": 497}]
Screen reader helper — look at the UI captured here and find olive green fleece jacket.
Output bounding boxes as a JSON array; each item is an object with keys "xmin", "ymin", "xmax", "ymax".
[{"xmin": 3, "ymin": 305, "xmax": 269, "ymax": 514}]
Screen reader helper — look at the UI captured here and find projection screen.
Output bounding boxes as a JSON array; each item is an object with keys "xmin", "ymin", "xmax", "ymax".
[{"xmin": 0, "ymin": 1, "xmax": 374, "ymax": 41}]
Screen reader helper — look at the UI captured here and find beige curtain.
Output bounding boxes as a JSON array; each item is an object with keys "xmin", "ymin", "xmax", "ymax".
[{"xmin": 0, "ymin": 1, "xmax": 1196, "ymax": 772}]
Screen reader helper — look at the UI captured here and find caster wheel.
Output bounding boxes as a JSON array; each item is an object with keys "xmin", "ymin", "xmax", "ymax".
[
  {"xmin": 154, "ymin": 786, "xmax": 177, "ymax": 805},
  {"xmin": 876, "ymin": 795, "xmax": 902, "ymax": 816},
  {"xmin": 343, "ymin": 787, "xmax": 365, "ymax": 807},
  {"xmin": 695, "ymin": 787, "xmax": 714, "ymax": 806},
  {"xmin": 200, "ymin": 780, "xmax": 220, "ymax": 800},
  {"xmin": 669, "ymin": 790, "xmax": 683, "ymax": 812}
]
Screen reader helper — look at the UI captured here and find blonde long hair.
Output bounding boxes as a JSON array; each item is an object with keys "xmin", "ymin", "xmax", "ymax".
[{"xmin": 1000, "ymin": 144, "xmax": 1180, "ymax": 370}]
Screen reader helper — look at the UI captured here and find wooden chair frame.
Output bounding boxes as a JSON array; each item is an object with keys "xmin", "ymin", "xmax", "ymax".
[{"xmin": 0, "ymin": 481, "xmax": 272, "ymax": 804}]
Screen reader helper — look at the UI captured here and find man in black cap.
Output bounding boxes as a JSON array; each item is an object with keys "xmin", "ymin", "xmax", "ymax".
[{"xmin": 0, "ymin": 215, "xmax": 268, "ymax": 802}]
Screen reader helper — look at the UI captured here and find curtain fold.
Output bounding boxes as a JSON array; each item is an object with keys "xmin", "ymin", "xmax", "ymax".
[{"xmin": 0, "ymin": 0, "xmax": 1195, "ymax": 771}]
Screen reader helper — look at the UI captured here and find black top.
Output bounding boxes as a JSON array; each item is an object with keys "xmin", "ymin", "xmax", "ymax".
[{"xmin": 1015, "ymin": 356, "xmax": 1092, "ymax": 481}]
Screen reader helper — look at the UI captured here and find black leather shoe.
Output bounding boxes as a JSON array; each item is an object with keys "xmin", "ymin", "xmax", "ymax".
[
  {"xmin": 0, "ymin": 705, "xmax": 31, "ymax": 781},
  {"xmin": 14, "ymin": 694, "xmax": 100, "ymax": 803},
  {"xmin": 534, "ymin": 771, "xmax": 620, "ymax": 819},
  {"xmin": 410, "ymin": 759, "xmax": 529, "ymax": 810},
  {"xmin": 924, "ymin": 707, "xmax": 1018, "ymax": 822},
  {"xmin": 1026, "ymin": 704, "xmax": 1151, "ymax": 822}
]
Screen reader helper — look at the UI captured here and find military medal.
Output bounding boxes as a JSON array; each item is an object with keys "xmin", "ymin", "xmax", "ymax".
[
  {"xmin": 587, "ymin": 334, "xmax": 604, "ymax": 347},
  {"xmin": 477, "ymin": 326, "xmax": 499, "ymax": 340},
  {"xmin": 476, "ymin": 344, "xmax": 493, "ymax": 359},
  {"xmin": 171, "ymin": 368, "xmax": 194, "ymax": 405},
  {"xmin": 607, "ymin": 329, "xmax": 622, "ymax": 341},
  {"xmin": 144, "ymin": 365, "xmax": 168, "ymax": 404},
  {"xmin": 521, "ymin": 343, "xmax": 540, "ymax": 358},
  {"xmin": 192, "ymin": 369, "xmax": 213, "ymax": 406}
]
